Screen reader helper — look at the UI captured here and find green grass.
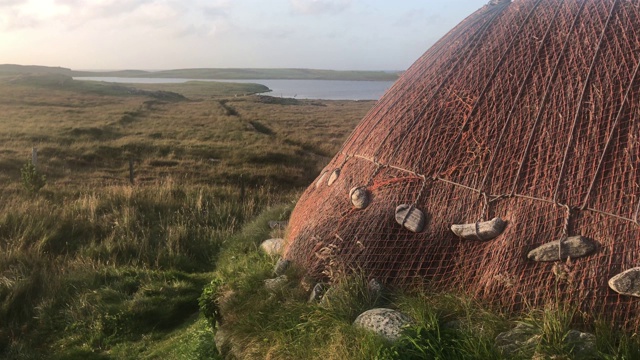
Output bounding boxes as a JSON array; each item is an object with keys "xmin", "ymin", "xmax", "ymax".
[{"xmin": 0, "ymin": 76, "xmax": 371, "ymax": 358}]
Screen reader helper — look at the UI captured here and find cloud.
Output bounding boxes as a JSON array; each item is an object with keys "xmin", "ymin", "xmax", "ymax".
[
  {"xmin": 393, "ymin": 9, "xmax": 443, "ymax": 28},
  {"xmin": 290, "ymin": 0, "xmax": 352, "ymax": 15},
  {"xmin": 0, "ymin": 0, "xmax": 21, "ymax": 7}
]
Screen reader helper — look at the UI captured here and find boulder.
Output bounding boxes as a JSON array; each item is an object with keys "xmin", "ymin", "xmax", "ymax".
[
  {"xmin": 527, "ymin": 236, "xmax": 597, "ymax": 262},
  {"xmin": 273, "ymin": 258, "xmax": 290, "ymax": 276},
  {"xmin": 565, "ymin": 329, "xmax": 596, "ymax": 359},
  {"xmin": 260, "ymin": 238, "xmax": 285, "ymax": 256},
  {"xmin": 308, "ymin": 283, "xmax": 328, "ymax": 303},
  {"xmin": 609, "ymin": 267, "xmax": 640, "ymax": 297},
  {"xmin": 495, "ymin": 323, "xmax": 540, "ymax": 358},
  {"xmin": 264, "ymin": 275, "xmax": 288, "ymax": 291},
  {"xmin": 353, "ymin": 308, "xmax": 412, "ymax": 342}
]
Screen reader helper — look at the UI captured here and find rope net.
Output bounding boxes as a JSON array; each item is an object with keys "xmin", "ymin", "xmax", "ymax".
[{"xmin": 284, "ymin": 0, "xmax": 640, "ymax": 327}]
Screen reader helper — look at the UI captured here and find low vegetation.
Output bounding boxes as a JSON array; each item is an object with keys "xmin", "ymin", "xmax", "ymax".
[
  {"xmin": 0, "ymin": 73, "xmax": 370, "ymax": 358},
  {"xmin": 2, "ymin": 71, "xmax": 638, "ymax": 359}
]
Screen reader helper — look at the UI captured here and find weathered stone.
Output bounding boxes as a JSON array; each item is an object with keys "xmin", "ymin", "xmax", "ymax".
[
  {"xmin": 264, "ymin": 275, "xmax": 288, "ymax": 291},
  {"xmin": 527, "ymin": 236, "xmax": 597, "ymax": 262},
  {"xmin": 319, "ymin": 286, "xmax": 337, "ymax": 307},
  {"xmin": 350, "ymin": 186, "xmax": 370, "ymax": 209},
  {"xmin": 450, "ymin": 217, "xmax": 506, "ymax": 241},
  {"xmin": 315, "ymin": 171, "xmax": 327, "ymax": 189},
  {"xmin": 565, "ymin": 329, "xmax": 596, "ymax": 359},
  {"xmin": 268, "ymin": 220, "xmax": 288, "ymax": 230},
  {"xmin": 327, "ymin": 168, "xmax": 341, "ymax": 186},
  {"xmin": 495, "ymin": 323, "xmax": 540, "ymax": 358},
  {"xmin": 395, "ymin": 204, "xmax": 425, "ymax": 233},
  {"xmin": 273, "ymin": 258, "xmax": 290, "ymax": 276},
  {"xmin": 609, "ymin": 267, "xmax": 640, "ymax": 297},
  {"xmin": 308, "ymin": 283, "xmax": 328, "ymax": 303},
  {"xmin": 368, "ymin": 278, "xmax": 383, "ymax": 298},
  {"xmin": 260, "ymin": 238, "xmax": 285, "ymax": 256},
  {"xmin": 353, "ymin": 308, "xmax": 412, "ymax": 342}
]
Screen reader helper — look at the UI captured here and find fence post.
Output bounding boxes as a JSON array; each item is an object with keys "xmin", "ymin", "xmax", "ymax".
[{"xmin": 32, "ymin": 147, "xmax": 38, "ymax": 170}]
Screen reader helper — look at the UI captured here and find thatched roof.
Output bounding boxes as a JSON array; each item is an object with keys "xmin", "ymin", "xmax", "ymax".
[{"xmin": 285, "ymin": 0, "xmax": 640, "ymax": 327}]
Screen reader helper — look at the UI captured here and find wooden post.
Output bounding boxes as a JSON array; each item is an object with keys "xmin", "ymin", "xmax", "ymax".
[
  {"xmin": 129, "ymin": 159, "xmax": 134, "ymax": 185},
  {"xmin": 32, "ymin": 147, "xmax": 38, "ymax": 170},
  {"xmin": 239, "ymin": 174, "xmax": 245, "ymax": 204}
]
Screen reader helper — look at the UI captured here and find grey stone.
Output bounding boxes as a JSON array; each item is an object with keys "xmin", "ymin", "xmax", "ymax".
[
  {"xmin": 368, "ymin": 278, "xmax": 383, "ymax": 298},
  {"xmin": 395, "ymin": 204, "xmax": 426, "ymax": 233},
  {"xmin": 495, "ymin": 323, "xmax": 540, "ymax": 357},
  {"xmin": 450, "ymin": 217, "xmax": 507, "ymax": 241},
  {"xmin": 264, "ymin": 275, "xmax": 288, "ymax": 291},
  {"xmin": 527, "ymin": 236, "xmax": 597, "ymax": 262},
  {"xmin": 260, "ymin": 238, "xmax": 285, "ymax": 256},
  {"xmin": 327, "ymin": 168, "xmax": 341, "ymax": 186},
  {"xmin": 273, "ymin": 258, "xmax": 290, "ymax": 276},
  {"xmin": 565, "ymin": 329, "xmax": 596, "ymax": 359},
  {"xmin": 268, "ymin": 220, "xmax": 288, "ymax": 230},
  {"xmin": 319, "ymin": 286, "xmax": 337, "ymax": 307},
  {"xmin": 308, "ymin": 283, "xmax": 328, "ymax": 303},
  {"xmin": 349, "ymin": 186, "xmax": 370, "ymax": 209},
  {"xmin": 609, "ymin": 267, "xmax": 640, "ymax": 297},
  {"xmin": 353, "ymin": 308, "xmax": 412, "ymax": 342}
]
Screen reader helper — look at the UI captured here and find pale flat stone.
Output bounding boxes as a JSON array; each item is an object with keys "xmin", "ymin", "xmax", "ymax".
[
  {"xmin": 450, "ymin": 217, "xmax": 506, "ymax": 241},
  {"xmin": 260, "ymin": 238, "xmax": 285, "ymax": 256},
  {"xmin": 264, "ymin": 275, "xmax": 288, "ymax": 291},
  {"xmin": 273, "ymin": 258, "xmax": 290, "ymax": 276},
  {"xmin": 327, "ymin": 168, "xmax": 341, "ymax": 186},
  {"xmin": 527, "ymin": 236, "xmax": 596, "ymax": 262},
  {"xmin": 609, "ymin": 267, "xmax": 640, "ymax": 297},
  {"xmin": 353, "ymin": 308, "xmax": 412, "ymax": 342},
  {"xmin": 395, "ymin": 204, "xmax": 425, "ymax": 233},
  {"xmin": 350, "ymin": 187, "xmax": 370, "ymax": 209}
]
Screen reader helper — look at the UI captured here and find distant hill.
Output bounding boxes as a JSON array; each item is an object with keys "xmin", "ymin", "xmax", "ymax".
[{"xmin": 0, "ymin": 64, "xmax": 400, "ymax": 81}]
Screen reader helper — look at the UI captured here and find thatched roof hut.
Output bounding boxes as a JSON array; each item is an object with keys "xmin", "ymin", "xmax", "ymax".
[{"xmin": 285, "ymin": 0, "xmax": 640, "ymax": 327}]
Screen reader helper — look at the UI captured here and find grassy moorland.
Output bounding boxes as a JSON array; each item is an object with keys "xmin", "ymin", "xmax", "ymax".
[{"xmin": 0, "ymin": 73, "xmax": 372, "ymax": 359}]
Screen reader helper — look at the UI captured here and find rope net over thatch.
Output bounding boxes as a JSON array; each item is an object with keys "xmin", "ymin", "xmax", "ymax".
[{"xmin": 284, "ymin": 0, "xmax": 640, "ymax": 327}]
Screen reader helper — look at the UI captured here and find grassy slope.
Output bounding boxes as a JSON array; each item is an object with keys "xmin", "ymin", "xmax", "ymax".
[{"xmin": 0, "ymin": 74, "xmax": 372, "ymax": 358}]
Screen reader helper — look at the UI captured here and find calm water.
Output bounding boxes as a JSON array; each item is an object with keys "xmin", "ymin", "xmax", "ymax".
[{"xmin": 73, "ymin": 77, "xmax": 395, "ymax": 100}]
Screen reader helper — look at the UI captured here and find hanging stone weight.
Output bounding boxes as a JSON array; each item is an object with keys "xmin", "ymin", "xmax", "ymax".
[
  {"xmin": 450, "ymin": 217, "xmax": 506, "ymax": 241},
  {"xmin": 395, "ymin": 204, "xmax": 425, "ymax": 233},
  {"xmin": 527, "ymin": 236, "xmax": 596, "ymax": 262},
  {"xmin": 609, "ymin": 268, "xmax": 640, "ymax": 297},
  {"xmin": 327, "ymin": 168, "xmax": 341, "ymax": 186},
  {"xmin": 315, "ymin": 171, "xmax": 328, "ymax": 189},
  {"xmin": 349, "ymin": 187, "xmax": 370, "ymax": 209}
]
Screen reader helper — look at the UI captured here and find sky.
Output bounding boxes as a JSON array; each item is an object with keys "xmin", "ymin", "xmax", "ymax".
[{"xmin": 0, "ymin": 0, "xmax": 490, "ymax": 71}]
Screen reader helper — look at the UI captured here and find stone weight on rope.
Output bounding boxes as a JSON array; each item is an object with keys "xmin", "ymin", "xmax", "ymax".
[
  {"xmin": 315, "ymin": 171, "xmax": 328, "ymax": 189},
  {"xmin": 327, "ymin": 168, "xmax": 341, "ymax": 186},
  {"xmin": 609, "ymin": 268, "xmax": 640, "ymax": 297},
  {"xmin": 450, "ymin": 217, "xmax": 506, "ymax": 241},
  {"xmin": 349, "ymin": 187, "xmax": 370, "ymax": 209},
  {"xmin": 395, "ymin": 204, "xmax": 425, "ymax": 233},
  {"xmin": 527, "ymin": 236, "xmax": 596, "ymax": 262}
]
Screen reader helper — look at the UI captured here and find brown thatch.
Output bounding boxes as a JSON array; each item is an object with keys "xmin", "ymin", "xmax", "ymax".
[{"xmin": 284, "ymin": 0, "xmax": 640, "ymax": 327}]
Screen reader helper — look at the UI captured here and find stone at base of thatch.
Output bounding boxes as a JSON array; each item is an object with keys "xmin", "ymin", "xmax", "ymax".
[
  {"xmin": 268, "ymin": 220, "xmax": 288, "ymax": 230},
  {"xmin": 450, "ymin": 217, "xmax": 506, "ymax": 240},
  {"xmin": 609, "ymin": 267, "xmax": 640, "ymax": 297},
  {"xmin": 308, "ymin": 283, "xmax": 328, "ymax": 303},
  {"xmin": 564, "ymin": 329, "xmax": 596, "ymax": 359},
  {"xmin": 327, "ymin": 168, "xmax": 340, "ymax": 186},
  {"xmin": 395, "ymin": 204, "xmax": 425, "ymax": 233},
  {"xmin": 495, "ymin": 323, "xmax": 540, "ymax": 358},
  {"xmin": 527, "ymin": 236, "xmax": 596, "ymax": 262},
  {"xmin": 264, "ymin": 275, "xmax": 288, "ymax": 291},
  {"xmin": 273, "ymin": 258, "xmax": 290, "ymax": 276},
  {"xmin": 260, "ymin": 238, "xmax": 285, "ymax": 256},
  {"xmin": 368, "ymin": 278, "xmax": 383, "ymax": 298},
  {"xmin": 349, "ymin": 186, "xmax": 370, "ymax": 209},
  {"xmin": 353, "ymin": 308, "xmax": 412, "ymax": 342}
]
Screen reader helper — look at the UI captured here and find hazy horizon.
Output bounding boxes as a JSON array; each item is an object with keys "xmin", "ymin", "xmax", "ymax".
[{"xmin": 0, "ymin": 0, "xmax": 489, "ymax": 71}]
